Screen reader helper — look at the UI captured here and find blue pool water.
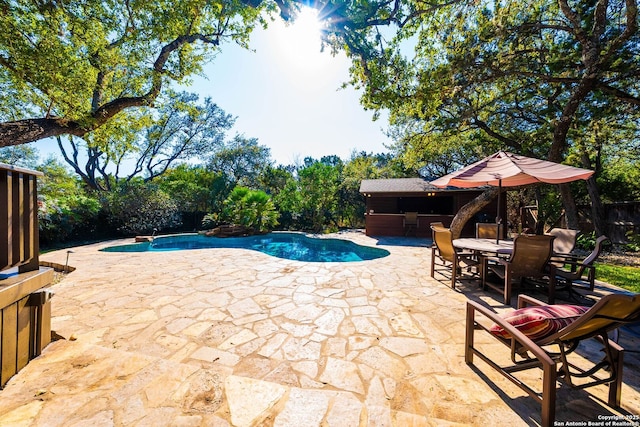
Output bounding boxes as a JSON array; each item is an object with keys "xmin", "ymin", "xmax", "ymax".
[{"xmin": 101, "ymin": 232, "xmax": 390, "ymax": 262}]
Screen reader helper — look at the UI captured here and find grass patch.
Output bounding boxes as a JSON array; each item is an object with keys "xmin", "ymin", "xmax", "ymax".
[{"xmin": 596, "ymin": 263, "xmax": 640, "ymax": 293}]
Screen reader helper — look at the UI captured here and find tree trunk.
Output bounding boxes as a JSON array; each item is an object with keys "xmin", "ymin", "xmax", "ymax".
[
  {"xmin": 558, "ymin": 183, "xmax": 579, "ymax": 230},
  {"xmin": 584, "ymin": 176, "xmax": 606, "ymax": 236},
  {"xmin": 580, "ymin": 142, "xmax": 606, "ymax": 237},
  {"xmin": 450, "ymin": 187, "xmax": 499, "ymax": 239}
]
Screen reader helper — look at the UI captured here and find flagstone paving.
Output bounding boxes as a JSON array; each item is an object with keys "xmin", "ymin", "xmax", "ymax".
[{"xmin": 0, "ymin": 231, "xmax": 638, "ymax": 426}]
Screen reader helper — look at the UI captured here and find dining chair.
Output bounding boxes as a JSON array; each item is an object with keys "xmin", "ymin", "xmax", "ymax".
[
  {"xmin": 403, "ymin": 212, "xmax": 419, "ymax": 236},
  {"xmin": 547, "ymin": 228, "xmax": 579, "ymax": 257},
  {"xmin": 429, "ymin": 221, "xmax": 444, "ymax": 242},
  {"xmin": 430, "ymin": 225, "xmax": 479, "ymax": 290},
  {"xmin": 475, "ymin": 223, "xmax": 503, "ymax": 239},
  {"xmin": 555, "ymin": 235, "xmax": 609, "ymax": 292},
  {"xmin": 483, "ymin": 234, "xmax": 556, "ymax": 305}
]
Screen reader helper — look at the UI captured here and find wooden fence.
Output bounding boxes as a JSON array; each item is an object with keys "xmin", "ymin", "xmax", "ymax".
[
  {"xmin": 596, "ymin": 201, "xmax": 640, "ymax": 244},
  {"xmin": 522, "ymin": 201, "xmax": 640, "ymax": 244}
]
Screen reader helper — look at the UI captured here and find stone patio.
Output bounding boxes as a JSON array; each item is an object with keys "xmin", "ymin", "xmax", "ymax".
[{"xmin": 0, "ymin": 231, "xmax": 638, "ymax": 426}]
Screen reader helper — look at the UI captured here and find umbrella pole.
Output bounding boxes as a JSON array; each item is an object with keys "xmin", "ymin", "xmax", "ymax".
[{"xmin": 496, "ymin": 180, "xmax": 502, "ymax": 244}]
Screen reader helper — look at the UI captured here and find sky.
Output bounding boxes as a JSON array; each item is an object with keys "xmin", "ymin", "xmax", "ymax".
[
  {"xmin": 194, "ymin": 8, "xmax": 391, "ymax": 165},
  {"xmin": 33, "ymin": 8, "xmax": 392, "ymax": 167}
]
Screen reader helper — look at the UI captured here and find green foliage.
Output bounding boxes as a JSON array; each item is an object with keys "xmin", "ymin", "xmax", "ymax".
[
  {"xmin": 39, "ymin": 194, "xmax": 101, "ymax": 244},
  {"xmin": 135, "ymin": 92, "xmax": 234, "ymax": 179},
  {"xmin": 276, "ymin": 160, "xmax": 341, "ymax": 232},
  {"xmin": 598, "ymin": 158, "xmax": 640, "ymax": 203},
  {"xmin": 0, "ymin": 145, "xmax": 39, "ymax": 168},
  {"xmin": 258, "ymin": 165, "xmax": 295, "ymax": 197},
  {"xmin": 338, "ymin": 152, "xmax": 384, "ymax": 228},
  {"xmin": 101, "ymin": 181, "xmax": 182, "ymax": 235},
  {"xmin": 35, "ymin": 157, "xmax": 101, "ymax": 244},
  {"xmin": 0, "ymin": 0, "xmax": 263, "ymax": 145},
  {"xmin": 36, "ymin": 157, "xmax": 79, "ymax": 199},
  {"xmin": 257, "ymin": 165, "xmax": 297, "ymax": 229},
  {"xmin": 201, "ymin": 213, "xmax": 220, "ymax": 230},
  {"xmin": 219, "ymin": 187, "xmax": 278, "ymax": 233},
  {"xmin": 624, "ymin": 232, "xmax": 640, "ymax": 253},
  {"xmin": 157, "ymin": 164, "xmax": 232, "ymax": 214},
  {"xmin": 55, "ymin": 91, "xmax": 235, "ymax": 190},
  {"xmin": 338, "ymin": 0, "xmax": 640, "ymax": 223},
  {"xmin": 576, "ymin": 232, "xmax": 598, "ymax": 251},
  {"xmin": 208, "ymin": 135, "xmax": 272, "ymax": 188}
]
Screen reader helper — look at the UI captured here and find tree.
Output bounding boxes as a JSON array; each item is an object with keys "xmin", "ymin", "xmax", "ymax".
[
  {"xmin": 55, "ymin": 91, "xmax": 234, "ymax": 190},
  {"xmin": 338, "ymin": 151, "xmax": 402, "ymax": 227},
  {"xmin": 35, "ymin": 157, "xmax": 101, "ymax": 244},
  {"xmin": 101, "ymin": 180, "xmax": 182, "ymax": 235},
  {"xmin": 335, "ymin": 0, "xmax": 640, "ymax": 235},
  {"xmin": 157, "ymin": 164, "xmax": 232, "ymax": 229},
  {"xmin": 258, "ymin": 164, "xmax": 295, "ymax": 197},
  {"xmin": 208, "ymin": 135, "xmax": 273, "ymax": 188},
  {"xmin": 0, "ymin": 145, "xmax": 39, "ymax": 168},
  {"xmin": 1, "ymin": 0, "xmax": 458, "ymax": 148},
  {"xmin": 276, "ymin": 159, "xmax": 341, "ymax": 232},
  {"xmin": 0, "ymin": 0, "xmax": 261, "ymax": 146},
  {"xmin": 157, "ymin": 164, "xmax": 230, "ymax": 214},
  {"xmin": 0, "ymin": 0, "xmax": 452, "ymax": 152}
]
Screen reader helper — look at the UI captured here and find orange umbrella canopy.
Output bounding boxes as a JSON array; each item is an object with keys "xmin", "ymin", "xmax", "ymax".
[
  {"xmin": 430, "ymin": 151, "xmax": 594, "ymax": 188},
  {"xmin": 431, "ymin": 151, "xmax": 594, "ymax": 241}
]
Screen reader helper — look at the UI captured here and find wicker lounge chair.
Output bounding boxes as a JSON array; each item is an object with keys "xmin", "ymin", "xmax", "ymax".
[
  {"xmin": 465, "ymin": 293, "xmax": 640, "ymax": 427},
  {"xmin": 430, "ymin": 225, "xmax": 479, "ymax": 290},
  {"xmin": 483, "ymin": 234, "xmax": 556, "ymax": 305}
]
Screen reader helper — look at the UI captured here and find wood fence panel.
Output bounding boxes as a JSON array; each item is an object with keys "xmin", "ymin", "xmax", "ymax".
[
  {"xmin": 1, "ymin": 302, "xmax": 18, "ymax": 386},
  {"xmin": 1, "ymin": 165, "xmax": 41, "ymax": 273}
]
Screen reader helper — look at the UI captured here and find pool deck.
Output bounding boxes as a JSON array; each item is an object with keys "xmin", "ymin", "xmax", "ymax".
[{"xmin": 0, "ymin": 231, "xmax": 639, "ymax": 426}]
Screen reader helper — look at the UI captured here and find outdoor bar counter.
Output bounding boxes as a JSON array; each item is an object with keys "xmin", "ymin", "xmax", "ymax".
[
  {"xmin": 364, "ymin": 212, "xmax": 458, "ymax": 238},
  {"xmin": 1, "ymin": 163, "xmax": 54, "ymax": 387}
]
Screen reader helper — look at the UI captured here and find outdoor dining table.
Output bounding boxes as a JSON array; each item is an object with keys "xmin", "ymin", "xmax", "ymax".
[
  {"xmin": 453, "ymin": 238, "xmax": 514, "ymax": 284},
  {"xmin": 452, "ymin": 238, "xmax": 514, "ymax": 256}
]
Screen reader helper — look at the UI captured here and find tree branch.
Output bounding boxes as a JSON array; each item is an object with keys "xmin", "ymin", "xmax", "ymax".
[{"xmin": 0, "ymin": 32, "xmax": 220, "ymax": 147}]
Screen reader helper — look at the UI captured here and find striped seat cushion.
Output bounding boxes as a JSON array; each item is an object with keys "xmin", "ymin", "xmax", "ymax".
[{"xmin": 490, "ymin": 304, "xmax": 590, "ymax": 340}]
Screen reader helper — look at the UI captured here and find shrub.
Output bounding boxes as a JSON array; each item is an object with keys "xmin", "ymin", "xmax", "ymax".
[
  {"xmin": 211, "ymin": 187, "xmax": 278, "ymax": 233},
  {"xmin": 576, "ymin": 231, "xmax": 597, "ymax": 251},
  {"xmin": 39, "ymin": 194, "xmax": 101, "ymax": 244},
  {"xmin": 101, "ymin": 181, "xmax": 182, "ymax": 235},
  {"xmin": 624, "ymin": 231, "xmax": 640, "ymax": 252},
  {"xmin": 201, "ymin": 213, "xmax": 220, "ymax": 230}
]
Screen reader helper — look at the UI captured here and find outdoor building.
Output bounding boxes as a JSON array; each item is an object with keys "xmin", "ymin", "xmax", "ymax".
[{"xmin": 359, "ymin": 178, "xmax": 501, "ymax": 237}]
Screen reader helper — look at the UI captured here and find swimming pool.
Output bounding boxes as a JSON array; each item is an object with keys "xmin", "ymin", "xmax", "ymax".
[{"xmin": 101, "ymin": 232, "xmax": 390, "ymax": 262}]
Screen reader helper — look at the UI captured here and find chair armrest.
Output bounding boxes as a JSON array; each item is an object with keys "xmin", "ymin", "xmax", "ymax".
[
  {"xmin": 466, "ymin": 301, "xmax": 555, "ymax": 365},
  {"xmin": 551, "ymin": 252, "xmax": 581, "ymax": 263},
  {"xmin": 556, "ymin": 262, "xmax": 588, "ymax": 280},
  {"xmin": 550, "ymin": 254, "xmax": 583, "ymax": 272},
  {"xmin": 517, "ymin": 294, "xmax": 549, "ymax": 309}
]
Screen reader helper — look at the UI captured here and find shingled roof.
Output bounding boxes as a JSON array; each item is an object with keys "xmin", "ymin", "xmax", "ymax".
[
  {"xmin": 359, "ymin": 178, "xmax": 436, "ymax": 193},
  {"xmin": 359, "ymin": 178, "xmax": 488, "ymax": 194}
]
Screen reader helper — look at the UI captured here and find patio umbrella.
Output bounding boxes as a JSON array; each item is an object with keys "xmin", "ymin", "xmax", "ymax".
[{"xmin": 430, "ymin": 151, "xmax": 594, "ymax": 242}]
